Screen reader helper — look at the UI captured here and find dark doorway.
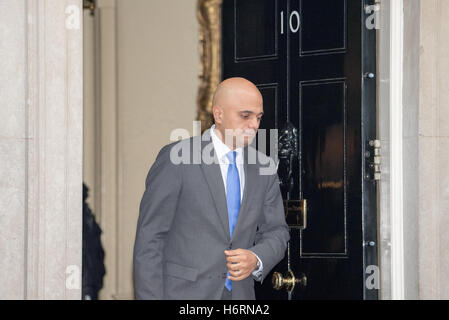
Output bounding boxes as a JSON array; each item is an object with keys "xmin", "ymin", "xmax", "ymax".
[{"xmin": 222, "ymin": 0, "xmax": 378, "ymax": 299}]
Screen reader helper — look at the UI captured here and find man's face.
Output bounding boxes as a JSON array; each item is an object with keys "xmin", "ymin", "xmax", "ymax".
[{"xmin": 216, "ymin": 88, "xmax": 264, "ymax": 148}]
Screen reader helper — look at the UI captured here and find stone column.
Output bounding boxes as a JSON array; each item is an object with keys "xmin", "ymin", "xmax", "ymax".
[
  {"xmin": 418, "ymin": 0, "xmax": 449, "ymax": 300},
  {"xmin": 0, "ymin": 0, "xmax": 83, "ymax": 299},
  {"xmin": 378, "ymin": 0, "xmax": 449, "ymax": 300}
]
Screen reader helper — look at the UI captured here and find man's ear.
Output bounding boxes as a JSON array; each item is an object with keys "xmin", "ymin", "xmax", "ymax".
[{"xmin": 212, "ymin": 105, "xmax": 222, "ymax": 124}]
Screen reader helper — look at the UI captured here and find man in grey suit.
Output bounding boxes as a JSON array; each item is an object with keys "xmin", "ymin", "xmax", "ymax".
[{"xmin": 133, "ymin": 77, "xmax": 289, "ymax": 300}]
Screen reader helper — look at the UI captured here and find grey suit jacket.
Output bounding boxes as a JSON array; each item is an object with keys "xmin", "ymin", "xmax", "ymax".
[{"xmin": 133, "ymin": 129, "xmax": 289, "ymax": 300}]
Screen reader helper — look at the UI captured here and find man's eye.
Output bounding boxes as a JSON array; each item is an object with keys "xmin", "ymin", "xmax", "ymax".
[{"xmin": 241, "ymin": 114, "xmax": 249, "ymax": 119}]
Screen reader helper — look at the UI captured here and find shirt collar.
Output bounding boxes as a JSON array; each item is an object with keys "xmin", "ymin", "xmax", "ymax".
[{"xmin": 210, "ymin": 124, "xmax": 244, "ymax": 164}]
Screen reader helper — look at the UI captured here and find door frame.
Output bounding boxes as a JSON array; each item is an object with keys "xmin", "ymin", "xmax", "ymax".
[
  {"xmin": 388, "ymin": 0, "xmax": 405, "ymax": 300},
  {"xmin": 362, "ymin": 0, "xmax": 380, "ymax": 301},
  {"xmin": 377, "ymin": 0, "xmax": 406, "ymax": 300}
]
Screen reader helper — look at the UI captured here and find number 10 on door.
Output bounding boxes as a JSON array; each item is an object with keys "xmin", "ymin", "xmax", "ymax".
[{"xmin": 281, "ymin": 10, "xmax": 300, "ymax": 34}]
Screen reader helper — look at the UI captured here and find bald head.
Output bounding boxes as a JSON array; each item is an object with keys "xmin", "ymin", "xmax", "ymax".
[
  {"xmin": 211, "ymin": 77, "xmax": 264, "ymax": 149},
  {"xmin": 212, "ymin": 77, "xmax": 262, "ymax": 108}
]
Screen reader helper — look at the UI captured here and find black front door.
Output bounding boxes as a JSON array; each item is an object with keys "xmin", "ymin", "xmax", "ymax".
[{"xmin": 222, "ymin": 0, "xmax": 378, "ymax": 299}]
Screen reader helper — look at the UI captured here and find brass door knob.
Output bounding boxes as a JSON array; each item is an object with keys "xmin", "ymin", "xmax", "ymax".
[{"xmin": 272, "ymin": 270, "xmax": 307, "ymax": 293}]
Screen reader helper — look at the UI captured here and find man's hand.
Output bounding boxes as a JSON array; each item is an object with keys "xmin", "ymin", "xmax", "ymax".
[{"xmin": 224, "ymin": 249, "xmax": 258, "ymax": 281}]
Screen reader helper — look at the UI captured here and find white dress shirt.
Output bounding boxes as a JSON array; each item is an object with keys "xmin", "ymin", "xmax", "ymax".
[
  {"xmin": 210, "ymin": 125, "xmax": 245, "ymax": 201},
  {"xmin": 210, "ymin": 125, "xmax": 263, "ymax": 280}
]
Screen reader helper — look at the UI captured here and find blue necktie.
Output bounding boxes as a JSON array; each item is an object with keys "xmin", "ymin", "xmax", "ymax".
[{"xmin": 225, "ymin": 151, "xmax": 241, "ymax": 291}]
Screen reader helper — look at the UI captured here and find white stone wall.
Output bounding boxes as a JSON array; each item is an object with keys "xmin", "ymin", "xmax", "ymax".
[
  {"xmin": 418, "ymin": 0, "xmax": 449, "ymax": 300},
  {"xmin": 0, "ymin": 0, "xmax": 83, "ymax": 299},
  {"xmin": 0, "ymin": 0, "xmax": 27, "ymax": 299},
  {"xmin": 403, "ymin": 0, "xmax": 420, "ymax": 300},
  {"xmin": 379, "ymin": 0, "xmax": 449, "ymax": 300}
]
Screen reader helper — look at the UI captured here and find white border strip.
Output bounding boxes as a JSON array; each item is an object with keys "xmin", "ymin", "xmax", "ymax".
[{"xmin": 390, "ymin": 0, "xmax": 405, "ymax": 300}]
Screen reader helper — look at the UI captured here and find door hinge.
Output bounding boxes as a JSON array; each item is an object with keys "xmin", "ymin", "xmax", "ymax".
[{"xmin": 365, "ymin": 140, "xmax": 381, "ymax": 181}]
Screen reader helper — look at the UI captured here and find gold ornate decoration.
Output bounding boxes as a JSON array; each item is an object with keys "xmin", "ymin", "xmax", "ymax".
[
  {"xmin": 83, "ymin": 0, "xmax": 96, "ymax": 15},
  {"xmin": 197, "ymin": 0, "xmax": 223, "ymax": 132}
]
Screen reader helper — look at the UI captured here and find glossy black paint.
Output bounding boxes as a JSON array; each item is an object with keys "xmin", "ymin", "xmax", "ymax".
[{"xmin": 222, "ymin": 0, "xmax": 378, "ymax": 300}]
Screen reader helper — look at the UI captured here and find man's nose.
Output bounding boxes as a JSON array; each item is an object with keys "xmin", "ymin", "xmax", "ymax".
[{"xmin": 249, "ymin": 117, "xmax": 259, "ymax": 130}]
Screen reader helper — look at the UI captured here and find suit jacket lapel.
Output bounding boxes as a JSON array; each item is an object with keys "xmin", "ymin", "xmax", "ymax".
[{"xmin": 199, "ymin": 132, "xmax": 231, "ymax": 240}]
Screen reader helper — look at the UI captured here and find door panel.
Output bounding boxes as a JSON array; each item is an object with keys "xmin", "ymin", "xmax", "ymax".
[
  {"xmin": 300, "ymin": 80, "xmax": 347, "ymax": 256},
  {"xmin": 235, "ymin": 0, "xmax": 278, "ymax": 60},
  {"xmin": 300, "ymin": 0, "xmax": 347, "ymax": 54}
]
